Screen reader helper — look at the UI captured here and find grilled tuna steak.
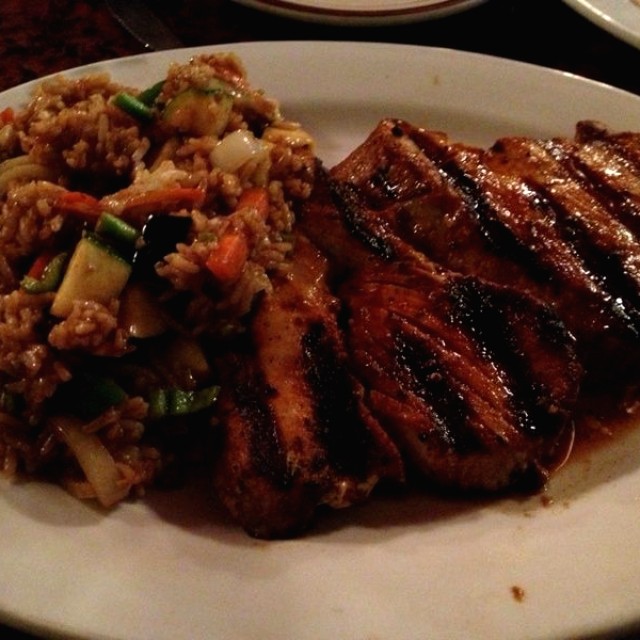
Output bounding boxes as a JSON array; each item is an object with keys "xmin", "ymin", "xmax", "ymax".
[
  {"xmin": 212, "ymin": 233, "xmax": 404, "ymax": 538},
  {"xmin": 331, "ymin": 118, "xmax": 640, "ymax": 383},
  {"xmin": 299, "ymin": 170, "xmax": 580, "ymax": 493},
  {"xmin": 212, "ymin": 117, "xmax": 633, "ymax": 535}
]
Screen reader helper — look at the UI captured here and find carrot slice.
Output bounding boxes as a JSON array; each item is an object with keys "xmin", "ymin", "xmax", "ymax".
[
  {"xmin": 0, "ymin": 107, "xmax": 14, "ymax": 125},
  {"xmin": 118, "ymin": 187, "xmax": 206, "ymax": 220},
  {"xmin": 205, "ymin": 232, "xmax": 249, "ymax": 283},
  {"xmin": 236, "ymin": 186, "xmax": 269, "ymax": 220}
]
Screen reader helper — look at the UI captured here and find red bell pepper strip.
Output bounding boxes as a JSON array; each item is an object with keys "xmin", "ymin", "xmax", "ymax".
[
  {"xmin": 54, "ymin": 191, "xmax": 102, "ymax": 221},
  {"xmin": 25, "ymin": 250, "xmax": 58, "ymax": 280},
  {"xmin": 21, "ymin": 251, "xmax": 68, "ymax": 293}
]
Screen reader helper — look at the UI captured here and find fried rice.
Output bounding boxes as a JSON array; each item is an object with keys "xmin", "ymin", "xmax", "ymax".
[{"xmin": 0, "ymin": 52, "xmax": 316, "ymax": 506}]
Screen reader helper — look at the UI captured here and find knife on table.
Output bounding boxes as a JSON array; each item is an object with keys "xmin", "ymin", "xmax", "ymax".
[{"xmin": 106, "ymin": 0, "xmax": 183, "ymax": 51}]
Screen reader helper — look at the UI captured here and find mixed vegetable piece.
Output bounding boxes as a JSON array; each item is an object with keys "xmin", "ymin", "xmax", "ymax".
[{"xmin": 115, "ymin": 77, "xmax": 237, "ymax": 135}]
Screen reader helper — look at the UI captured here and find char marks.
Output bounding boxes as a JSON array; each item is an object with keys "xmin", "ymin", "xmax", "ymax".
[
  {"xmin": 301, "ymin": 321, "xmax": 376, "ymax": 477},
  {"xmin": 391, "ymin": 327, "xmax": 477, "ymax": 452},
  {"xmin": 232, "ymin": 368, "xmax": 290, "ymax": 488},
  {"xmin": 300, "ymin": 162, "xmax": 580, "ymax": 493},
  {"xmin": 337, "ymin": 118, "xmax": 640, "ymax": 382},
  {"xmin": 446, "ymin": 276, "xmax": 568, "ymax": 439},
  {"xmin": 439, "ymin": 157, "xmax": 549, "ymax": 276},
  {"xmin": 330, "ymin": 181, "xmax": 397, "ymax": 261},
  {"xmin": 487, "ymin": 135, "xmax": 640, "ymax": 339},
  {"xmin": 212, "ymin": 233, "xmax": 403, "ymax": 538},
  {"xmin": 211, "ymin": 117, "xmax": 640, "ymax": 537}
]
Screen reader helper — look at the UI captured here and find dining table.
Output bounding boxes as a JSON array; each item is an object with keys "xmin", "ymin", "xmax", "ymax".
[
  {"xmin": 2, "ymin": 0, "xmax": 640, "ymax": 639},
  {"xmin": 2, "ymin": 0, "xmax": 640, "ymax": 97}
]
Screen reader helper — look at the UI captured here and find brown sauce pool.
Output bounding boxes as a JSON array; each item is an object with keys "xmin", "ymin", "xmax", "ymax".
[
  {"xmin": 332, "ymin": 379, "xmax": 640, "ymax": 531},
  {"xmin": 572, "ymin": 380, "xmax": 640, "ymax": 458}
]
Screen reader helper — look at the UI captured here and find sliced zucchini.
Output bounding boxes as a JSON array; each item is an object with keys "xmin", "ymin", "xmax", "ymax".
[
  {"xmin": 205, "ymin": 78, "xmax": 242, "ymax": 99},
  {"xmin": 51, "ymin": 235, "xmax": 132, "ymax": 318},
  {"xmin": 162, "ymin": 88, "xmax": 233, "ymax": 137}
]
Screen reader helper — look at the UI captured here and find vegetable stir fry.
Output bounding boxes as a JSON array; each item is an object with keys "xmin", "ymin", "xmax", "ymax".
[{"xmin": 0, "ymin": 52, "xmax": 316, "ymax": 505}]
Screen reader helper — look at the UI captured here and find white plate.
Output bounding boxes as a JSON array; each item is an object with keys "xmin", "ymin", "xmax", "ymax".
[
  {"xmin": 3, "ymin": 41, "xmax": 640, "ymax": 640},
  {"xmin": 563, "ymin": 0, "xmax": 640, "ymax": 50},
  {"xmin": 230, "ymin": 0, "xmax": 487, "ymax": 26}
]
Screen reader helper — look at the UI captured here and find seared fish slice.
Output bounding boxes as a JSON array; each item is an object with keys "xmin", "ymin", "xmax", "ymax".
[
  {"xmin": 331, "ymin": 118, "xmax": 640, "ymax": 382},
  {"xmin": 573, "ymin": 120, "xmax": 640, "ymax": 232},
  {"xmin": 212, "ymin": 233, "xmax": 403, "ymax": 538},
  {"xmin": 299, "ymin": 170, "xmax": 580, "ymax": 493}
]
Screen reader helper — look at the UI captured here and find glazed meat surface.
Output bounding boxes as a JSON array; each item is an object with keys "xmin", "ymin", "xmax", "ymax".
[
  {"xmin": 212, "ymin": 233, "xmax": 404, "ymax": 538},
  {"xmin": 211, "ymin": 116, "xmax": 640, "ymax": 537},
  {"xmin": 298, "ymin": 170, "xmax": 580, "ymax": 494},
  {"xmin": 331, "ymin": 118, "xmax": 640, "ymax": 383}
]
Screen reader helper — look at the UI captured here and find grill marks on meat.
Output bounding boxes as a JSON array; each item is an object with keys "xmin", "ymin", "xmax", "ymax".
[
  {"xmin": 574, "ymin": 120, "xmax": 640, "ymax": 224},
  {"xmin": 333, "ymin": 118, "xmax": 640, "ymax": 381},
  {"xmin": 212, "ymin": 118, "xmax": 640, "ymax": 536},
  {"xmin": 299, "ymin": 169, "xmax": 579, "ymax": 494},
  {"xmin": 487, "ymin": 136, "xmax": 640, "ymax": 334},
  {"xmin": 345, "ymin": 270, "xmax": 577, "ymax": 490},
  {"xmin": 300, "ymin": 322, "xmax": 382, "ymax": 478},
  {"xmin": 212, "ymin": 234, "xmax": 403, "ymax": 538}
]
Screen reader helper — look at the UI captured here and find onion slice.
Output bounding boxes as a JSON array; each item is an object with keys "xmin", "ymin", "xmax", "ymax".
[
  {"xmin": 51, "ymin": 416, "xmax": 131, "ymax": 508},
  {"xmin": 210, "ymin": 130, "xmax": 269, "ymax": 172}
]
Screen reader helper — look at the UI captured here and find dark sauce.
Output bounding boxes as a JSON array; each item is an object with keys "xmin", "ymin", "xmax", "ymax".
[{"xmin": 571, "ymin": 380, "xmax": 640, "ymax": 460}]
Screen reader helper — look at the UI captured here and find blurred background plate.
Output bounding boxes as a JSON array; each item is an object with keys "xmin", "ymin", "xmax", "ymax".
[
  {"xmin": 230, "ymin": 0, "xmax": 487, "ymax": 26},
  {"xmin": 563, "ymin": 0, "xmax": 640, "ymax": 50}
]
